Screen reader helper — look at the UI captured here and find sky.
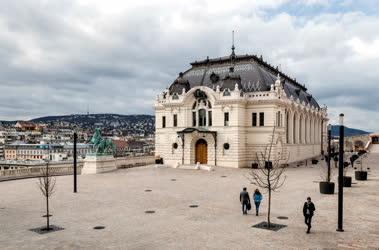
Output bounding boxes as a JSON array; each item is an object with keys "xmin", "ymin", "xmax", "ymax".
[{"xmin": 0, "ymin": 0, "xmax": 378, "ymax": 131}]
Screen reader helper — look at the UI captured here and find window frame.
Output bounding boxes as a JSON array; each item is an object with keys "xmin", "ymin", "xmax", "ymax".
[
  {"xmin": 224, "ymin": 112, "xmax": 229, "ymax": 126},
  {"xmin": 173, "ymin": 114, "xmax": 177, "ymax": 127},
  {"xmin": 252, "ymin": 112, "xmax": 257, "ymax": 127},
  {"xmin": 162, "ymin": 116, "xmax": 166, "ymax": 128},
  {"xmin": 259, "ymin": 112, "xmax": 264, "ymax": 127}
]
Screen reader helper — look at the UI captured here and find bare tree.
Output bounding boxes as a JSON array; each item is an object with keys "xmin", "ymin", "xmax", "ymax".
[
  {"xmin": 247, "ymin": 126, "xmax": 288, "ymax": 228},
  {"xmin": 38, "ymin": 160, "xmax": 56, "ymax": 230}
]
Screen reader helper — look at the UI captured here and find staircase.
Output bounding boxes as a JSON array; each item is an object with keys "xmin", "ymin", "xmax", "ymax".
[{"xmin": 369, "ymin": 144, "xmax": 379, "ymax": 153}]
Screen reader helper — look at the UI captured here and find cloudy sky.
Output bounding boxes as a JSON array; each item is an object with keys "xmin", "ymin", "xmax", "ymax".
[{"xmin": 0, "ymin": 0, "xmax": 378, "ymax": 131}]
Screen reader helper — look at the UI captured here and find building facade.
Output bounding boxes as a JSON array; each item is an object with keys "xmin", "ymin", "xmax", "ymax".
[
  {"xmin": 4, "ymin": 143, "xmax": 92, "ymax": 161},
  {"xmin": 155, "ymin": 52, "xmax": 328, "ymax": 168}
]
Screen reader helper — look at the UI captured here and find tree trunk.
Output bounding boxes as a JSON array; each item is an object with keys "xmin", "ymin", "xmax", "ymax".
[
  {"xmin": 267, "ymin": 169, "xmax": 271, "ymax": 228},
  {"xmin": 268, "ymin": 188, "xmax": 271, "ymax": 228},
  {"xmin": 46, "ymin": 192, "xmax": 49, "ymax": 230}
]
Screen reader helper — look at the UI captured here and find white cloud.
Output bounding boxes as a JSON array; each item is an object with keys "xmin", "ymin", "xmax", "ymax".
[{"xmin": 0, "ymin": 0, "xmax": 378, "ymax": 132}]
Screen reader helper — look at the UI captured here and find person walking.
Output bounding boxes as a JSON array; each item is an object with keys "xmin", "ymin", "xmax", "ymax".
[
  {"xmin": 239, "ymin": 187, "xmax": 250, "ymax": 215},
  {"xmin": 253, "ymin": 189, "xmax": 263, "ymax": 216},
  {"xmin": 303, "ymin": 197, "xmax": 316, "ymax": 234}
]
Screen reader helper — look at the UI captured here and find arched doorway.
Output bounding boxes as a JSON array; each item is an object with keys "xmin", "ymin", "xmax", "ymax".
[{"xmin": 195, "ymin": 139, "xmax": 208, "ymax": 164}]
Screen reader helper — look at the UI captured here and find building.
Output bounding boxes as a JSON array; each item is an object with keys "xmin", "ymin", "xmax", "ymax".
[
  {"xmin": 155, "ymin": 49, "xmax": 328, "ymax": 168},
  {"xmin": 4, "ymin": 143, "xmax": 64, "ymax": 161},
  {"xmin": 4, "ymin": 143, "xmax": 92, "ymax": 161},
  {"xmin": 14, "ymin": 121, "xmax": 38, "ymax": 131}
]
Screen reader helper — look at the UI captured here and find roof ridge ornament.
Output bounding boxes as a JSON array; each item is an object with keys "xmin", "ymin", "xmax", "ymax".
[{"xmin": 230, "ymin": 30, "xmax": 236, "ymax": 65}]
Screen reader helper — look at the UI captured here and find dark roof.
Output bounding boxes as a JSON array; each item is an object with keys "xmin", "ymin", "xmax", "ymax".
[{"xmin": 168, "ymin": 54, "xmax": 319, "ymax": 108}]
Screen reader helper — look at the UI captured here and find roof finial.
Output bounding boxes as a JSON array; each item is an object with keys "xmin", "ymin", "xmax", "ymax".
[
  {"xmin": 230, "ymin": 30, "xmax": 236, "ymax": 66},
  {"xmin": 231, "ymin": 30, "xmax": 235, "ymax": 57}
]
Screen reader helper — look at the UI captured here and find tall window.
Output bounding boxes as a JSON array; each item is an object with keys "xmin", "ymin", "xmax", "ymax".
[
  {"xmin": 286, "ymin": 112, "xmax": 289, "ymax": 143},
  {"xmin": 162, "ymin": 116, "xmax": 166, "ymax": 128},
  {"xmin": 192, "ymin": 100, "xmax": 212, "ymax": 127},
  {"xmin": 259, "ymin": 112, "xmax": 264, "ymax": 126},
  {"xmin": 299, "ymin": 116, "xmax": 303, "ymax": 143},
  {"xmin": 173, "ymin": 114, "xmax": 177, "ymax": 127},
  {"xmin": 293, "ymin": 114, "xmax": 297, "ymax": 143},
  {"xmin": 192, "ymin": 112, "xmax": 196, "ymax": 126},
  {"xmin": 276, "ymin": 111, "xmax": 281, "ymax": 126},
  {"xmin": 224, "ymin": 112, "xmax": 229, "ymax": 126},
  {"xmin": 198, "ymin": 109, "xmax": 206, "ymax": 126},
  {"xmin": 252, "ymin": 113, "xmax": 257, "ymax": 127}
]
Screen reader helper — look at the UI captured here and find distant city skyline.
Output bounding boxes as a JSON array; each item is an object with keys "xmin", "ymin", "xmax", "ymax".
[{"xmin": 1, "ymin": 0, "xmax": 379, "ymax": 131}]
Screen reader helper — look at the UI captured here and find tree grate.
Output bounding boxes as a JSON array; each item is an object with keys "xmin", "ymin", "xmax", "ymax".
[
  {"xmin": 277, "ymin": 216, "xmax": 288, "ymax": 220},
  {"xmin": 252, "ymin": 222, "xmax": 287, "ymax": 231},
  {"xmin": 30, "ymin": 225, "xmax": 64, "ymax": 234},
  {"xmin": 93, "ymin": 226, "xmax": 105, "ymax": 230}
]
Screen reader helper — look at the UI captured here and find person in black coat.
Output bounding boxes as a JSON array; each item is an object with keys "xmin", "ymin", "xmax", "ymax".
[
  {"xmin": 303, "ymin": 197, "xmax": 316, "ymax": 233},
  {"xmin": 240, "ymin": 187, "xmax": 250, "ymax": 215}
]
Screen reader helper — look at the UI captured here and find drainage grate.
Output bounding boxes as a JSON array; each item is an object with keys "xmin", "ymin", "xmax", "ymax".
[
  {"xmin": 145, "ymin": 210, "xmax": 156, "ymax": 214},
  {"xmin": 42, "ymin": 214, "xmax": 52, "ymax": 218},
  {"xmin": 221, "ymin": 176, "xmax": 227, "ymax": 178},
  {"xmin": 145, "ymin": 189, "xmax": 152, "ymax": 192},
  {"xmin": 171, "ymin": 179, "xmax": 176, "ymax": 181},
  {"xmin": 277, "ymin": 216, "xmax": 288, "ymax": 220},
  {"xmin": 189, "ymin": 205, "xmax": 199, "ymax": 208},
  {"xmin": 93, "ymin": 226, "xmax": 105, "ymax": 230},
  {"xmin": 30, "ymin": 225, "xmax": 64, "ymax": 234}
]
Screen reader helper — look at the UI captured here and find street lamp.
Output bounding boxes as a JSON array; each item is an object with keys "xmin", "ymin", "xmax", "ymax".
[
  {"xmin": 73, "ymin": 132, "xmax": 78, "ymax": 193},
  {"xmin": 337, "ymin": 113, "xmax": 344, "ymax": 232}
]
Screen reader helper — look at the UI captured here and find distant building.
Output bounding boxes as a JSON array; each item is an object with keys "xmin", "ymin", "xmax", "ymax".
[
  {"xmin": 4, "ymin": 143, "xmax": 91, "ymax": 161},
  {"xmin": 112, "ymin": 139, "xmax": 128, "ymax": 157},
  {"xmin": 15, "ymin": 121, "xmax": 38, "ymax": 131},
  {"xmin": 4, "ymin": 143, "xmax": 64, "ymax": 161},
  {"xmin": 155, "ymin": 50, "xmax": 328, "ymax": 168}
]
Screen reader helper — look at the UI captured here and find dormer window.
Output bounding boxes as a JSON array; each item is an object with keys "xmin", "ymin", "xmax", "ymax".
[
  {"xmin": 172, "ymin": 93, "xmax": 179, "ymax": 100},
  {"xmin": 223, "ymin": 88, "xmax": 231, "ymax": 96}
]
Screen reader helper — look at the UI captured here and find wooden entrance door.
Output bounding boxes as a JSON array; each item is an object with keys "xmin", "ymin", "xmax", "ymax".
[{"xmin": 195, "ymin": 139, "xmax": 208, "ymax": 164}]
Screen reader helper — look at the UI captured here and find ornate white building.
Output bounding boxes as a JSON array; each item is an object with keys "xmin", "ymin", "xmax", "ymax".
[{"xmin": 155, "ymin": 50, "xmax": 328, "ymax": 168}]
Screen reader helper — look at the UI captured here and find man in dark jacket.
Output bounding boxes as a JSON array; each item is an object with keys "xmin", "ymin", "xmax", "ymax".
[
  {"xmin": 303, "ymin": 197, "xmax": 316, "ymax": 233},
  {"xmin": 240, "ymin": 187, "xmax": 250, "ymax": 215}
]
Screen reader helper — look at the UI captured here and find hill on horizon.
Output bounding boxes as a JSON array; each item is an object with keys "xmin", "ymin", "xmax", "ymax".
[
  {"xmin": 331, "ymin": 125, "xmax": 371, "ymax": 137},
  {"xmin": 0, "ymin": 113, "xmax": 154, "ymax": 123}
]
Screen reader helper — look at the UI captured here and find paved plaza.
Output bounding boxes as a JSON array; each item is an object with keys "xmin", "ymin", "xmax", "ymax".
[{"xmin": 1, "ymin": 154, "xmax": 379, "ymax": 250}]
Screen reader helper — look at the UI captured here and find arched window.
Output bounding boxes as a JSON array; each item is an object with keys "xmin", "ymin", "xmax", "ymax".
[
  {"xmin": 305, "ymin": 116, "xmax": 308, "ymax": 144},
  {"xmin": 198, "ymin": 109, "xmax": 206, "ymax": 126},
  {"xmin": 286, "ymin": 111, "xmax": 289, "ymax": 144},
  {"xmin": 192, "ymin": 100, "xmax": 212, "ymax": 127},
  {"xmin": 299, "ymin": 115, "xmax": 304, "ymax": 144},
  {"xmin": 293, "ymin": 113, "xmax": 297, "ymax": 144}
]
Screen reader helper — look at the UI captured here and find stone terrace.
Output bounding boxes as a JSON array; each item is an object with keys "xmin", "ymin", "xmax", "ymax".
[{"xmin": 0, "ymin": 154, "xmax": 379, "ymax": 249}]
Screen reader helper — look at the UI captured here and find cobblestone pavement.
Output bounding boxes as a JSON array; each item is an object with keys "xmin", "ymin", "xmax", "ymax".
[{"xmin": 0, "ymin": 154, "xmax": 378, "ymax": 250}]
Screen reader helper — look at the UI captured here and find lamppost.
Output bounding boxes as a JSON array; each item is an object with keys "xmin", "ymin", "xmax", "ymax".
[
  {"xmin": 327, "ymin": 124, "xmax": 332, "ymax": 183},
  {"xmin": 337, "ymin": 113, "xmax": 344, "ymax": 232},
  {"xmin": 73, "ymin": 132, "xmax": 77, "ymax": 193}
]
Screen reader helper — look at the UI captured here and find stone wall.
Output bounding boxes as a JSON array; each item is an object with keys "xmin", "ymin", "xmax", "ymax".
[{"xmin": 0, "ymin": 155, "xmax": 155, "ymax": 181}]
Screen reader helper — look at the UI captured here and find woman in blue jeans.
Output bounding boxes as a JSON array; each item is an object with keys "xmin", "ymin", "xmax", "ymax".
[{"xmin": 253, "ymin": 189, "xmax": 263, "ymax": 216}]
